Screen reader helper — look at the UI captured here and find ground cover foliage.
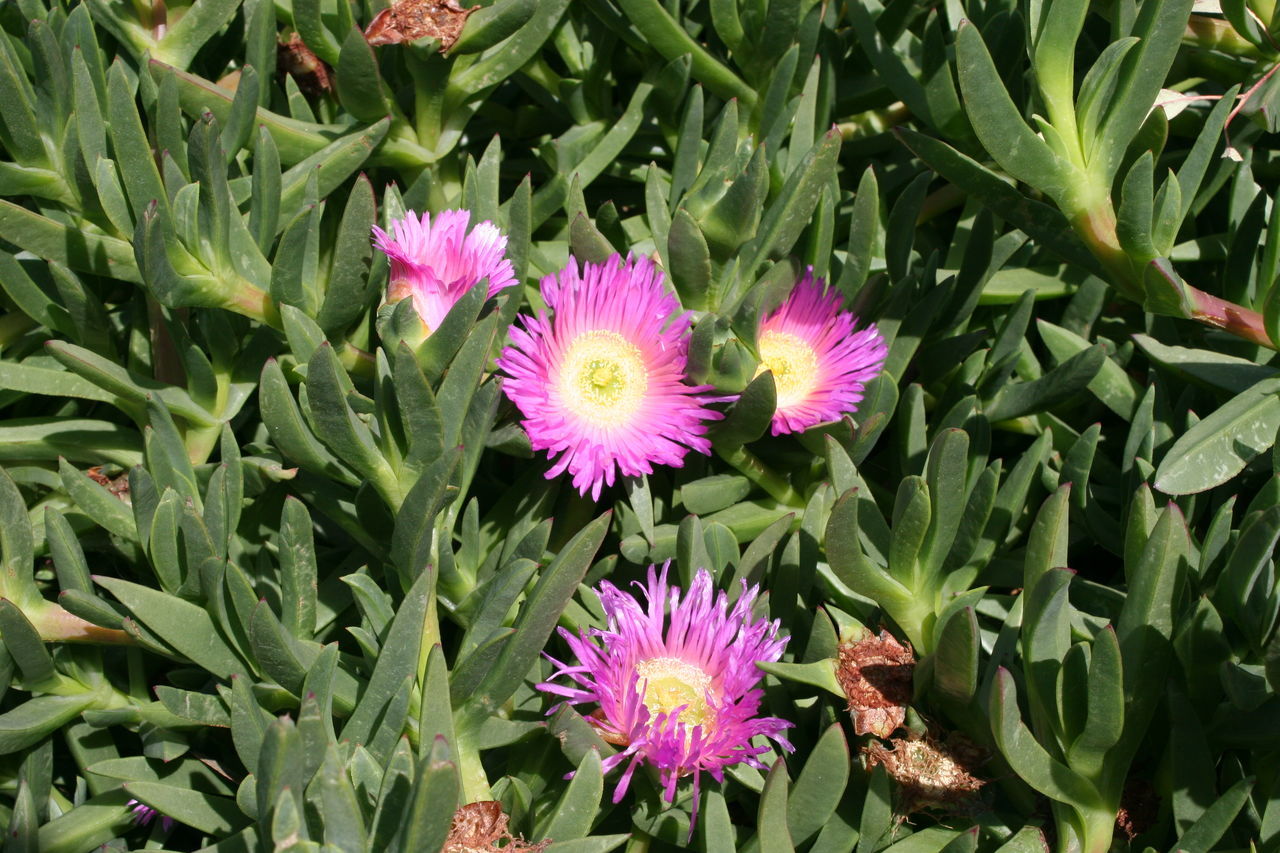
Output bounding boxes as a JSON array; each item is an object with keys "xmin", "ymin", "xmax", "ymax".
[{"xmin": 1, "ymin": 0, "xmax": 1280, "ymax": 849}]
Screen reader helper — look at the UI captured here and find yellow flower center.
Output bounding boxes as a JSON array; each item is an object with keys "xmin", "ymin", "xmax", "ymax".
[
  {"xmin": 634, "ymin": 656, "xmax": 714, "ymax": 729},
  {"xmin": 559, "ymin": 330, "xmax": 648, "ymax": 426},
  {"xmin": 755, "ymin": 329, "xmax": 820, "ymax": 409}
]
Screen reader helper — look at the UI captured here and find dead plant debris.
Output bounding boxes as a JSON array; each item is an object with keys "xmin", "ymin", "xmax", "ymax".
[
  {"xmin": 864, "ymin": 733, "xmax": 986, "ymax": 815},
  {"xmin": 444, "ymin": 801, "xmax": 549, "ymax": 853},
  {"xmin": 277, "ymin": 34, "xmax": 333, "ymax": 95},
  {"xmin": 86, "ymin": 467, "xmax": 132, "ymax": 504},
  {"xmin": 836, "ymin": 628, "xmax": 915, "ymax": 738},
  {"xmin": 364, "ymin": 0, "xmax": 476, "ymax": 51}
]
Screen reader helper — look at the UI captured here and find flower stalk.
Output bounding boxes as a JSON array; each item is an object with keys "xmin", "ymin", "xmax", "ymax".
[{"xmin": 714, "ymin": 443, "xmax": 804, "ymax": 508}]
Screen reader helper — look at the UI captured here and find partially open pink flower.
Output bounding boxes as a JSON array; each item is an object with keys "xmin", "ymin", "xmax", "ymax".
[
  {"xmin": 496, "ymin": 254, "xmax": 721, "ymax": 500},
  {"xmin": 372, "ymin": 209, "xmax": 517, "ymax": 333},
  {"xmin": 128, "ymin": 798, "xmax": 175, "ymax": 832},
  {"xmin": 539, "ymin": 565, "xmax": 792, "ymax": 823},
  {"xmin": 755, "ymin": 271, "xmax": 887, "ymax": 435}
]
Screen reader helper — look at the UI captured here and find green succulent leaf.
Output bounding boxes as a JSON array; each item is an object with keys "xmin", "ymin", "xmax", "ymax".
[{"xmin": 1154, "ymin": 377, "xmax": 1280, "ymax": 495}]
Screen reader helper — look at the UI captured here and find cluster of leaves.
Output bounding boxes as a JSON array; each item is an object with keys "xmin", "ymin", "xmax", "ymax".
[{"xmin": 1, "ymin": 0, "xmax": 1280, "ymax": 850}]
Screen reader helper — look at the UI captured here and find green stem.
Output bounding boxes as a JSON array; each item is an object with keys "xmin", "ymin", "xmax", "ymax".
[
  {"xmin": 1070, "ymin": 202, "xmax": 1278, "ymax": 350},
  {"xmin": 437, "ymin": 565, "xmax": 477, "ymax": 613},
  {"xmin": 1068, "ymin": 202, "xmax": 1130, "ymax": 287},
  {"xmin": 408, "ymin": 54, "xmax": 451, "ymax": 155},
  {"xmin": 624, "ymin": 830, "xmax": 653, "ymax": 853},
  {"xmin": 226, "ymin": 281, "xmax": 282, "ymax": 328},
  {"xmin": 1187, "ymin": 285, "xmax": 1276, "ymax": 348},
  {"xmin": 454, "ymin": 725, "xmax": 493, "ymax": 804},
  {"xmin": 837, "ymin": 102, "xmax": 912, "ymax": 140},
  {"xmin": 1059, "ymin": 803, "xmax": 1118, "ymax": 853},
  {"xmin": 183, "ymin": 363, "xmax": 231, "ymax": 464},
  {"xmin": 337, "ymin": 344, "xmax": 377, "ymax": 380},
  {"xmin": 184, "ymin": 423, "xmax": 222, "ymax": 466},
  {"xmin": 428, "ymin": 157, "xmax": 463, "ymax": 212},
  {"xmin": 370, "ymin": 133, "xmax": 436, "ymax": 169},
  {"xmin": 1034, "ymin": 36, "xmax": 1085, "ymax": 168},
  {"xmin": 893, "ymin": 597, "xmax": 934, "ymax": 655},
  {"xmin": 372, "ymin": 463, "xmax": 407, "ymax": 512},
  {"xmin": 1184, "ymin": 14, "xmax": 1269, "ymax": 59},
  {"xmin": 715, "ymin": 444, "xmax": 804, "ymax": 508}
]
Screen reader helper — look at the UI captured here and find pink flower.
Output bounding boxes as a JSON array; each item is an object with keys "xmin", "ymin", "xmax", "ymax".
[
  {"xmin": 755, "ymin": 271, "xmax": 887, "ymax": 435},
  {"xmin": 539, "ymin": 565, "xmax": 792, "ymax": 824},
  {"xmin": 372, "ymin": 209, "xmax": 517, "ymax": 333},
  {"xmin": 128, "ymin": 798, "xmax": 175, "ymax": 832},
  {"xmin": 496, "ymin": 254, "xmax": 721, "ymax": 500}
]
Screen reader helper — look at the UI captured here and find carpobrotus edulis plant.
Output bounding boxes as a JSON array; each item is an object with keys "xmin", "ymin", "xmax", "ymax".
[{"xmin": 2, "ymin": 0, "xmax": 1275, "ymax": 846}]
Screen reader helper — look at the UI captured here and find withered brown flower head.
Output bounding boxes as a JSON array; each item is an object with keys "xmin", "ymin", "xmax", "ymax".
[
  {"xmin": 277, "ymin": 34, "xmax": 333, "ymax": 96},
  {"xmin": 836, "ymin": 628, "xmax": 915, "ymax": 738},
  {"xmin": 864, "ymin": 733, "xmax": 986, "ymax": 815},
  {"xmin": 364, "ymin": 0, "xmax": 476, "ymax": 52},
  {"xmin": 444, "ymin": 802, "xmax": 549, "ymax": 853}
]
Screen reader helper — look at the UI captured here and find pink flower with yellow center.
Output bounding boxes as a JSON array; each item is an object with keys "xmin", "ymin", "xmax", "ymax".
[
  {"xmin": 755, "ymin": 271, "xmax": 887, "ymax": 435},
  {"xmin": 495, "ymin": 254, "xmax": 721, "ymax": 500},
  {"xmin": 539, "ymin": 565, "xmax": 792, "ymax": 821},
  {"xmin": 372, "ymin": 209, "xmax": 517, "ymax": 334}
]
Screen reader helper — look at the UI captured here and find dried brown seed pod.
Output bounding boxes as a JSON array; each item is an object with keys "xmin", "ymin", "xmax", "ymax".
[
  {"xmin": 836, "ymin": 628, "xmax": 915, "ymax": 738},
  {"xmin": 277, "ymin": 33, "xmax": 333, "ymax": 96},
  {"xmin": 444, "ymin": 801, "xmax": 549, "ymax": 853},
  {"xmin": 363, "ymin": 0, "xmax": 476, "ymax": 51},
  {"xmin": 863, "ymin": 733, "xmax": 986, "ymax": 815}
]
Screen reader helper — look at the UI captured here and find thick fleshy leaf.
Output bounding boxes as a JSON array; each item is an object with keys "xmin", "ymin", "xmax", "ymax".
[
  {"xmin": 536, "ymin": 749, "xmax": 602, "ymax": 841},
  {"xmin": 786, "ymin": 724, "xmax": 849, "ymax": 844},
  {"xmin": 93, "ymin": 577, "xmax": 244, "ymax": 678},
  {"xmin": 124, "ymin": 780, "xmax": 245, "ymax": 835},
  {"xmin": 341, "ymin": 568, "xmax": 433, "ymax": 748},
  {"xmin": 0, "ymin": 695, "xmax": 96, "ymax": 755},
  {"xmin": 467, "ymin": 513, "xmax": 608, "ymax": 714},
  {"xmin": 1154, "ymin": 376, "xmax": 1280, "ymax": 495},
  {"xmin": 390, "ymin": 737, "xmax": 457, "ymax": 853},
  {"xmin": 990, "ymin": 669, "xmax": 1098, "ymax": 806}
]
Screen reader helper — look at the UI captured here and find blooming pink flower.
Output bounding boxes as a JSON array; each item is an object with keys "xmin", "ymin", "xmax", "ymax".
[
  {"xmin": 755, "ymin": 271, "xmax": 887, "ymax": 435},
  {"xmin": 496, "ymin": 255, "xmax": 721, "ymax": 500},
  {"xmin": 539, "ymin": 565, "xmax": 792, "ymax": 823},
  {"xmin": 372, "ymin": 209, "xmax": 517, "ymax": 333}
]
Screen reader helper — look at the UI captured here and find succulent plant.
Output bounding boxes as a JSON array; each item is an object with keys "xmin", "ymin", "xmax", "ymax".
[{"xmin": 0, "ymin": 0, "xmax": 1278, "ymax": 850}]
